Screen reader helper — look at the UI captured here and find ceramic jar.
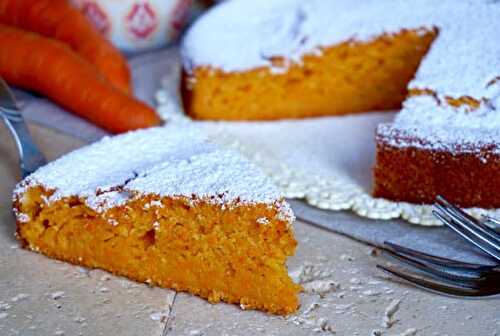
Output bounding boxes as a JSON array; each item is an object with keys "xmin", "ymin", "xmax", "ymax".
[{"xmin": 71, "ymin": 0, "xmax": 192, "ymax": 53}]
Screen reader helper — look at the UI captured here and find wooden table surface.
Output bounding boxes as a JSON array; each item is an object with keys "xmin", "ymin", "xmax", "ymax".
[{"xmin": 0, "ymin": 123, "xmax": 498, "ymax": 336}]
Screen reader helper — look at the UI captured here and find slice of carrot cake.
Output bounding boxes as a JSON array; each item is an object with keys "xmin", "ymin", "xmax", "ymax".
[{"xmin": 12, "ymin": 126, "xmax": 300, "ymax": 315}]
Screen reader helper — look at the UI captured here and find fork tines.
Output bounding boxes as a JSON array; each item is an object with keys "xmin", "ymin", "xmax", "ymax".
[
  {"xmin": 376, "ymin": 196, "xmax": 500, "ymax": 297},
  {"xmin": 433, "ymin": 195, "xmax": 500, "ymax": 262},
  {"xmin": 377, "ymin": 242, "xmax": 500, "ymax": 297},
  {"xmin": 483, "ymin": 215, "xmax": 500, "ymax": 228}
]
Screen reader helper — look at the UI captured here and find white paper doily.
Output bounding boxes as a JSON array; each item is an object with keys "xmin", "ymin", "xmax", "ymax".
[{"xmin": 155, "ymin": 72, "xmax": 500, "ymax": 227}]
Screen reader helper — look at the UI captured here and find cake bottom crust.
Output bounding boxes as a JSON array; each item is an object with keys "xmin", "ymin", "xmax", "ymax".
[
  {"xmin": 373, "ymin": 141, "xmax": 500, "ymax": 208},
  {"xmin": 14, "ymin": 187, "xmax": 301, "ymax": 315}
]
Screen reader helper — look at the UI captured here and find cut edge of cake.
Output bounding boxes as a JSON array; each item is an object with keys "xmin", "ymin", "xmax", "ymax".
[
  {"xmin": 373, "ymin": 121, "xmax": 500, "ymax": 208},
  {"xmin": 12, "ymin": 126, "xmax": 301, "ymax": 315}
]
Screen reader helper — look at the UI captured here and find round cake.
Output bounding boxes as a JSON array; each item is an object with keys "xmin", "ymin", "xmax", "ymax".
[{"xmin": 180, "ymin": 0, "xmax": 500, "ymax": 208}]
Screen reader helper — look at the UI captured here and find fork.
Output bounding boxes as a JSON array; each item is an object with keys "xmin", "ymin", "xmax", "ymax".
[
  {"xmin": 0, "ymin": 77, "xmax": 47, "ymax": 178},
  {"xmin": 482, "ymin": 214, "xmax": 500, "ymax": 228},
  {"xmin": 378, "ymin": 242, "xmax": 500, "ymax": 297},
  {"xmin": 377, "ymin": 196, "xmax": 500, "ymax": 297},
  {"xmin": 433, "ymin": 195, "xmax": 500, "ymax": 262}
]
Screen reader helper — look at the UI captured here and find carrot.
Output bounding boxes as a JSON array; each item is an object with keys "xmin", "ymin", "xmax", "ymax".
[
  {"xmin": 0, "ymin": 0, "xmax": 131, "ymax": 94},
  {"xmin": 0, "ymin": 25, "xmax": 160, "ymax": 133}
]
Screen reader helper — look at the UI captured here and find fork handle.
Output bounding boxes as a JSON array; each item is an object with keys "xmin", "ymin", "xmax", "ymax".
[{"xmin": 1, "ymin": 107, "xmax": 47, "ymax": 178}]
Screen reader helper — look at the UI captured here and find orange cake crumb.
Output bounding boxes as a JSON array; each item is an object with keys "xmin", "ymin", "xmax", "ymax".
[
  {"xmin": 12, "ymin": 126, "xmax": 301, "ymax": 314},
  {"xmin": 15, "ymin": 187, "xmax": 300, "ymax": 314},
  {"xmin": 182, "ymin": 29, "xmax": 437, "ymax": 121}
]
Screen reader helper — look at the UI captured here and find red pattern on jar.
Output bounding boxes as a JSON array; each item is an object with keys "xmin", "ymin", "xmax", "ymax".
[
  {"xmin": 126, "ymin": 2, "xmax": 159, "ymax": 40},
  {"xmin": 170, "ymin": 0, "xmax": 192, "ymax": 32},
  {"xmin": 81, "ymin": 1, "xmax": 111, "ymax": 36}
]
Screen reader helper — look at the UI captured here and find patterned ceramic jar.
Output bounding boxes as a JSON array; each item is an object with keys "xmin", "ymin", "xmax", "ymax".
[{"xmin": 71, "ymin": 0, "xmax": 192, "ymax": 53}]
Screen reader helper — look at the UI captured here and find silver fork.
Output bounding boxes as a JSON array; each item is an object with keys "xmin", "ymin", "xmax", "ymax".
[
  {"xmin": 0, "ymin": 77, "xmax": 47, "ymax": 178},
  {"xmin": 482, "ymin": 214, "xmax": 500, "ymax": 228},
  {"xmin": 433, "ymin": 195, "xmax": 500, "ymax": 262},
  {"xmin": 378, "ymin": 242, "xmax": 500, "ymax": 297},
  {"xmin": 377, "ymin": 196, "xmax": 500, "ymax": 297}
]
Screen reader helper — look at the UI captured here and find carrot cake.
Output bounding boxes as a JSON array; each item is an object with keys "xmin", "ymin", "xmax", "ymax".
[
  {"xmin": 180, "ymin": 0, "xmax": 500, "ymax": 207},
  {"xmin": 12, "ymin": 126, "xmax": 300, "ymax": 315}
]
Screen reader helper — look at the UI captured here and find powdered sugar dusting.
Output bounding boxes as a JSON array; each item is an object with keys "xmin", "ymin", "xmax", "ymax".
[
  {"xmin": 15, "ymin": 126, "xmax": 210, "ymax": 205},
  {"xmin": 183, "ymin": 0, "xmax": 500, "ymax": 155},
  {"xmin": 377, "ymin": 96, "xmax": 500, "ymax": 155},
  {"xmin": 13, "ymin": 207, "xmax": 30, "ymax": 223},
  {"xmin": 13, "ymin": 125, "xmax": 292, "ymax": 223},
  {"xmin": 182, "ymin": 0, "xmax": 500, "ymax": 102},
  {"xmin": 86, "ymin": 191, "xmax": 132, "ymax": 213},
  {"xmin": 125, "ymin": 148, "xmax": 293, "ymax": 219}
]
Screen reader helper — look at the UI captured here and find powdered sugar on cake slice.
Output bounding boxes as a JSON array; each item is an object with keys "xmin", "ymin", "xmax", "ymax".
[
  {"xmin": 377, "ymin": 95, "xmax": 500, "ymax": 156},
  {"xmin": 13, "ymin": 125, "xmax": 293, "ymax": 223},
  {"xmin": 127, "ymin": 149, "xmax": 285, "ymax": 206}
]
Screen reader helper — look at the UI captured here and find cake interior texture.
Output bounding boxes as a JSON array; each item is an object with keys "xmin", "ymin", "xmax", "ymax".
[
  {"xmin": 182, "ymin": 28, "xmax": 437, "ymax": 120},
  {"xmin": 373, "ymin": 131, "xmax": 500, "ymax": 208},
  {"xmin": 12, "ymin": 126, "xmax": 301, "ymax": 315},
  {"xmin": 15, "ymin": 186, "xmax": 300, "ymax": 314}
]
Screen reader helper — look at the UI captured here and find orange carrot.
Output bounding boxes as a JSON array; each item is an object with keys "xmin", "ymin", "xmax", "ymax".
[
  {"xmin": 0, "ymin": 0, "xmax": 131, "ymax": 93},
  {"xmin": 0, "ymin": 25, "xmax": 160, "ymax": 133}
]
